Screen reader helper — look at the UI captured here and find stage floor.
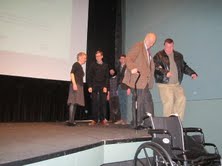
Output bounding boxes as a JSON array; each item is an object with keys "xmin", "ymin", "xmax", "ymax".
[{"xmin": 0, "ymin": 122, "xmax": 151, "ymax": 165}]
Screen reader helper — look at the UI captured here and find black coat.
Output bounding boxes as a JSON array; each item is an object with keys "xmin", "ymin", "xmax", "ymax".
[{"xmin": 153, "ymin": 50, "xmax": 197, "ymax": 84}]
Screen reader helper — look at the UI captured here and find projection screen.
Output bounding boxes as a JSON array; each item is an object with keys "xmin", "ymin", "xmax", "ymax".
[{"xmin": 0, "ymin": 0, "xmax": 89, "ymax": 81}]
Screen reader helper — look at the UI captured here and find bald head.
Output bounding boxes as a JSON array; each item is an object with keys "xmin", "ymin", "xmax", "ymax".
[{"xmin": 144, "ymin": 33, "xmax": 156, "ymax": 48}]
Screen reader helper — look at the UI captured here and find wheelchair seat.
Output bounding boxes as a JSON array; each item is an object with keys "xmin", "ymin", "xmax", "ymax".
[{"xmin": 134, "ymin": 114, "xmax": 221, "ymax": 166}]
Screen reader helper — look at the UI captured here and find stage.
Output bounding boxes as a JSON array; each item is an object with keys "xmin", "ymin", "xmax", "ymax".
[{"xmin": 0, "ymin": 122, "xmax": 151, "ymax": 166}]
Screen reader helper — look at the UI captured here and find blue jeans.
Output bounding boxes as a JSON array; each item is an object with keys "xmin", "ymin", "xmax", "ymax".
[{"xmin": 118, "ymin": 85, "xmax": 132, "ymax": 123}]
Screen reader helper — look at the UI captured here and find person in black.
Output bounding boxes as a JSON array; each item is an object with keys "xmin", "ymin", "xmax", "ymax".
[
  {"xmin": 87, "ymin": 50, "xmax": 109, "ymax": 125},
  {"xmin": 107, "ymin": 68, "xmax": 120, "ymax": 123},
  {"xmin": 67, "ymin": 52, "xmax": 87, "ymax": 126}
]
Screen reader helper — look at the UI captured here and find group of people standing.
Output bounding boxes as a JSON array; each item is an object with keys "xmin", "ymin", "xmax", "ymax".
[{"xmin": 66, "ymin": 32, "xmax": 198, "ymax": 128}]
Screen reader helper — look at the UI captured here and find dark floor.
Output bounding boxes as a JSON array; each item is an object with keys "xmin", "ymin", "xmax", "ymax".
[{"xmin": 0, "ymin": 122, "xmax": 151, "ymax": 165}]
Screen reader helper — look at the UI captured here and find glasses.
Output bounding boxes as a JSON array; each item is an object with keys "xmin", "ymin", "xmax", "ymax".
[{"xmin": 96, "ymin": 55, "xmax": 102, "ymax": 57}]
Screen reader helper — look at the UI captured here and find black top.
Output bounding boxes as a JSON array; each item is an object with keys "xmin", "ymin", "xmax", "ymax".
[
  {"xmin": 109, "ymin": 76, "xmax": 118, "ymax": 97},
  {"xmin": 117, "ymin": 64, "xmax": 128, "ymax": 90},
  {"xmin": 70, "ymin": 62, "xmax": 84, "ymax": 86},
  {"xmin": 87, "ymin": 62, "xmax": 109, "ymax": 89}
]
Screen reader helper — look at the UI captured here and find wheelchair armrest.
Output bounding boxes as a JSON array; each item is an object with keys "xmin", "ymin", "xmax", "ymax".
[
  {"xmin": 148, "ymin": 129, "xmax": 170, "ymax": 135},
  {"xmin": 204, "ymin": 143, "xmax": 216, "ymax": 147},
  {"xmin": 183, "ymin": 127, "xmax": 203, "ymax": 133},
  {"xmin": 203, "ymin": 143, "xmax": 220, "ymax": 154},
  {"xmin": 183, "ymin": 127, "xmax": 205, "ymax": 144}
]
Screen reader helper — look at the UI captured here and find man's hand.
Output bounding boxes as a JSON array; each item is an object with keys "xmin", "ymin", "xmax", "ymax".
[
  {"xmin": 131, "ymin": 68, "xmax": 138, "ymax": 74},
  {"xmin": 191, "ymin": 74, "xmax": 198, "ymax": 80},
  {"xmin": 127, "ymin": 88, "xmax": 131, "ymax": 96},
  {"xmin": 166, "ymin": 71, "xmax": 173, "ymax": 78}
]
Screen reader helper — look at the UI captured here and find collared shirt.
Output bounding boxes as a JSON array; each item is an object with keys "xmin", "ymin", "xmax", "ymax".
[{"xmin": 144, "ymin": 42, "xmax": 151, "ymax": 64}]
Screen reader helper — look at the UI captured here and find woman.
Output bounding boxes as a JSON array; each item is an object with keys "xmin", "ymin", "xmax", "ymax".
[{"xmin": 67, "ymin": 52, "xmax": 87, "ymax": 126}]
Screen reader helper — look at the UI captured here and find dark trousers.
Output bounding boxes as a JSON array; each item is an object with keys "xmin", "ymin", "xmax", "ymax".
[
  {"xmin": 131, "ymin": 85, "xmax": 154, "ymax": 128},
  {"xmin": 68, "ymin": 104, "xmax": 77, "ymax": 123},
  {"xmin": 109, "ymin": 96, "xmax": 120, "ymax": 122},
  {"xmin": 91, "ymin": 88, "xmax": 107, "ymax": 122}
]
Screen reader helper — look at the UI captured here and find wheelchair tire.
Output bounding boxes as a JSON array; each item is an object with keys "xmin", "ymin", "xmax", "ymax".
[{"xmin": 134, "ymin": 141, "xmax": 174, "ymax": 166}]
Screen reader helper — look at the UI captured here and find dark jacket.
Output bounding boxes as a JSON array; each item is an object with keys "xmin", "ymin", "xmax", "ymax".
[
  {"xmin": 116, "ymin": 64, "xmax": 128, "ymax": 90},
  {"xmin": 87, "ymin": 62, "xmax": 109, "ymax": 90},
  {"xmin": 153, "ymin": 50, "xmax": 197, "ymax": 84},
  {"xmin": 122, "ymin": 42, "xmax": 154, "ymax": 89}
]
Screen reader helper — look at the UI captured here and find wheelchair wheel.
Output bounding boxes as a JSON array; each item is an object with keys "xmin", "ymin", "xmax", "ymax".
[{"xmin": 134, "ymin": 142, "xmax": 174, "ymax": 166}]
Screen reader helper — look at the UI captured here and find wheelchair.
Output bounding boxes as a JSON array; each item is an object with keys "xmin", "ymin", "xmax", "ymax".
[{"xmin": 134, "ymin": 114, "xmax": 221, "ymax": 166}]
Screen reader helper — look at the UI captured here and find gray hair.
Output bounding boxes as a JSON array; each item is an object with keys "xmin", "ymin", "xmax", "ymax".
[{"xmin": 77, "ymin": 52, "xmax": 87, "ymax": 61}]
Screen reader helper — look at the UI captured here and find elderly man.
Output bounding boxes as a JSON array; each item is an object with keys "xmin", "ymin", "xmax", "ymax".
[{"xmin": 123, "ymin": 32, "xmax": 157, "ymax": 129}]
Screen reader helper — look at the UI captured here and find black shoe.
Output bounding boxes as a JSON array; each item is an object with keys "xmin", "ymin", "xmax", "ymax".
[{"xmin": 66, "ymin": 121, "xmax": 76, "ymax": 126}]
